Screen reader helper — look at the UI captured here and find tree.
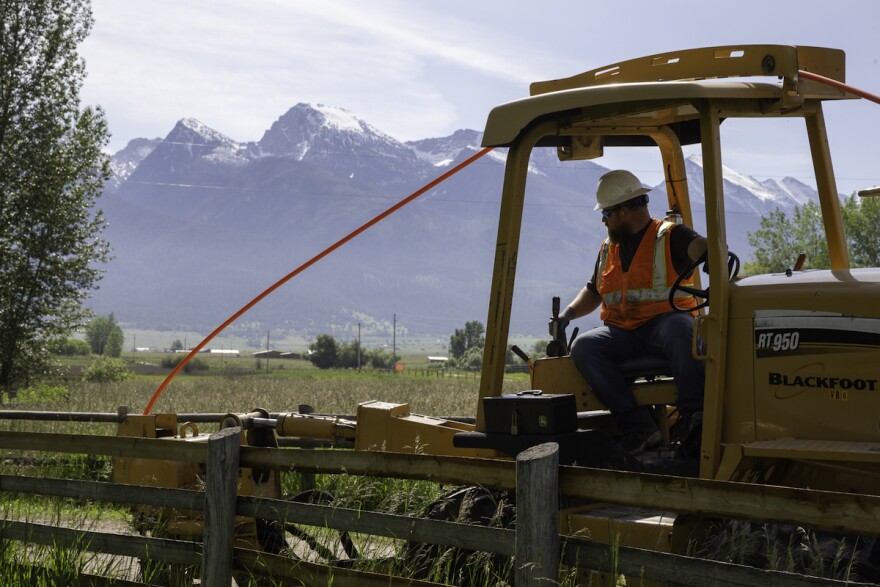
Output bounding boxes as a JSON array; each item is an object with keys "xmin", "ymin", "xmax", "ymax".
[
  {"xmin": 336, "ymin": 340, "xmax": 363, "ymax": 369},
  {"xmin": 308, "ymin": 335, "xmax": 338, "ymax": 369},
  {"xmin": 745, "ymin": 202, "xmax": 828, "ymax": 274},
  {"xmin": 532, "ymin": 340, "xmax": 549, "ymax": 359},
  {"xmin": 449, "ymin": 321, "xmax": 485, "ymax": 363},
  {"xmin": 0, "ymin": 0, "xmax": 111, "ymax": 389},
  {"xmin": 841, "ymin": 194, "xmax": 880, "ymax": 267},
  {"xmin": 365, "ymin": 347, "xmax": 393, "ymax": 370},
  {"xmin": 85, "ymin": 314, "xmax": 123, "ymax": 357},
  {"xmin": 460, "ymin": 346, "xmax": 483, "ymax": 370},
  {"xmin": 746, "ymin": 196, "xmax": 880, "ymax": 274},
  {"xmin": 52, "ymin": 337, "xmax": 90, "ymax": 356}
]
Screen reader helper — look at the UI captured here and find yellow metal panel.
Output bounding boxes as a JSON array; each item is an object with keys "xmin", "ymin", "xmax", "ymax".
[
  {"xmin": 531, "ymin": 357, "xmax": 678, "ymax": 412},
  {"xmin": 484, "ymin": 46, "xmax": 851, "ymax": 148},
  {"xmin": 483, "ymin": 82, "xmax": 782, "ymax": 147},
  {"xmin": 354, "ymin": 401, "xmax": 480, "ymax": 457},
  {"xmin": 564, "ymin": 504, "xmax": 674, "ymax": 552},
  {"xmin": 753, "ymin": 350, "xmax": 880, "ymax": 443},
  {"xmin": 531, "ymin": 45, "xmax": 808, "ymax": 94}
]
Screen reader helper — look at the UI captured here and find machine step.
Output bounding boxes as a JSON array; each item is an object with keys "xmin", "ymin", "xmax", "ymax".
[{"xmin": 742, "ymin": 438, "xmax": 880, "ymax": 464}]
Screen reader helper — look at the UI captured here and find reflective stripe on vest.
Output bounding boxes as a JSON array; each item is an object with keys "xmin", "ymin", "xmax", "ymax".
[{"xmin": 597, "ymin": 219, "xmax": 696, "ymax": 328}]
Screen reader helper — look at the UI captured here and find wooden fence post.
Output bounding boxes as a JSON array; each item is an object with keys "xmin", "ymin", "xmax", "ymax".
[
  {"xmin": 516, "ymin": 442, "xmax": 560, "ymax": 586},
  {"xmin": 203, "ymin": 426, "xmax": 241, "ymax": 587}
]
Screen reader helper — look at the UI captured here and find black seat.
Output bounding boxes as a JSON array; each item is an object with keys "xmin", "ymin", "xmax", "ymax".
[{"xmin": 617, "ymin": 355, "xmax": 672, "ymax": 381}]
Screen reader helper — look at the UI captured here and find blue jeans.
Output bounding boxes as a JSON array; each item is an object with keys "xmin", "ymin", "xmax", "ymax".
[{"xmin": 569, "ymin": 312, "xmax": 704, "ymax": 420}]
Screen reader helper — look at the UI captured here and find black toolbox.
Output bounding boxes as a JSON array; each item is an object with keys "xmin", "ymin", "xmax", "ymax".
[{"xmin": 483, "ymin": 390, "xmax": 577, "ymax": 435}]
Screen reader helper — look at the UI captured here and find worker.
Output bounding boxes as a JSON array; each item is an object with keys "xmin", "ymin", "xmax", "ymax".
[{"xmin": 558, "ymin": 170, "xmax": 707, "ymax": 455}]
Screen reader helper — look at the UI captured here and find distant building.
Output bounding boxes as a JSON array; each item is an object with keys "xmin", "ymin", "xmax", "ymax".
[
  {"xmin": 252, "ymin": 350, "xmax": 284, "ymax": 359},
  {"xmin": 210, "ymin": 349, "xmax": 240, "ymax": 356}
]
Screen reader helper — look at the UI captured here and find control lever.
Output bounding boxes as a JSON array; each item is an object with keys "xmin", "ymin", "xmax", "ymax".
[
  {"xmin": 546, "ymin": 296, "xmax": 569, "ymax": 358},
  {"xmin": 567, "ymin": 327, "xmax": 579, "ymax": 354},
  {"xmin": 511, "ymin": 344, "xmax": 531, "ymax": 366}
]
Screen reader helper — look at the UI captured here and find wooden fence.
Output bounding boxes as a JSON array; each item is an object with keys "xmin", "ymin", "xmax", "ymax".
[{"xmin": 0, "ymin": 427, "xmax": 877, "ymax": 586}]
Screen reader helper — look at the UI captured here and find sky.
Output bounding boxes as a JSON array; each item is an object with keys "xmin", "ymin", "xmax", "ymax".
[{"xmin": 80, "ymin": 0, "xmax": 880, "ymax": 195}]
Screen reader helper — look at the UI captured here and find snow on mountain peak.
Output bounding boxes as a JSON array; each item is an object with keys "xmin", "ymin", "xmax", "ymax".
[
  {"xmin": 685, "ymin": 154, "xmax": 817, "ymax": 213},
  {"xmin": 256, "ymin": 103, "xmax": 404, "ymax": 160},
  {"xmin": 172, "ymin": 118, "xmax": 237, "ymax": 145},
  {"xmin": 158, "ymin": 118, "xmax": 247, "ymax": 166},
  {"xmin": 406, "ymin": 129, "xmax": 483, "ymax": 166},
  {"xmin": 108, "ymin": 137, "xmax": 160, "ymax": 189},
  {"xmin": 313, "ymin": 104, "xmax": 364, "ymax": 134}
]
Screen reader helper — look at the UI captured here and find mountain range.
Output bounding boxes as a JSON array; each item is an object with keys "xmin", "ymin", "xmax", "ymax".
[{"xmin": 92, "ymin": 103, "xmax": 821, "ymax": 344}]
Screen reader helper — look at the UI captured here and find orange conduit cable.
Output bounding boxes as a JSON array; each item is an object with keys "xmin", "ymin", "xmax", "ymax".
[
  {"xmin": 143, "ymin": 146, "xmax": 495, "ymax": 415},
  {"xmin": 798, "ymin": 69, "xmax": 880, "ymax": 107}
]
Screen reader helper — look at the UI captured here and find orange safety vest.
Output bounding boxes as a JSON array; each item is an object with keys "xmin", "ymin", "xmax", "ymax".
[{"xmin": 596, "ymin": 219, "xmax": 697, "ymax": 329}]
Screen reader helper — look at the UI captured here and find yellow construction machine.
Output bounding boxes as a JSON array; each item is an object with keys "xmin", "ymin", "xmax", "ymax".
[{"xmin": 116, "ymin": 44, "xmax": 880, "ymax": 582}]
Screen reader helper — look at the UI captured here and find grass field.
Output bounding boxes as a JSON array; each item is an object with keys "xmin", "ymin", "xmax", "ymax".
[
  {"xmin": 34, "ymin": 352, "xmax": 531, "ymax": 421},
  {"xmin": 0, "ymin": 362, "xmax": 867, "ymax": 585},
  {"xmin": 0, "ymin": 361, "xmax": 534, "ymax": 585}
]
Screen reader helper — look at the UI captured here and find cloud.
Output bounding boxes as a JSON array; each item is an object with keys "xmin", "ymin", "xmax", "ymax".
[
  {"xmin": 81, "ymin": 0, "xmax": 563, "ymax": 149},
  {"xmin": 81, "ymin": 0, "xmax": 880, "ymax": 195},
  {"xmin": 282, "ymin": 0, "xmax": 545, "ymax": 86}
]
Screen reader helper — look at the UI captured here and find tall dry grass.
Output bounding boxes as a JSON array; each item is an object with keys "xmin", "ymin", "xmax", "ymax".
[
  {"xmin": 0, "ymin": 370, "xmax": 531, "ymax": 436},
  {"xmin": 0, "ymin": 372, "xmax": 533, "ymax": 585}
]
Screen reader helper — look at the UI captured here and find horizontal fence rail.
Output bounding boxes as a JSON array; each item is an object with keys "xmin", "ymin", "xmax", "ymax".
[
  {"xmin": 0, "ymin": 409, "xmax": 475, "ymax": 425},
  {"xmin": 3, "ymin": 429, "xmax": 876, "ymax": 536},
  {"xmin": 0, "ymin": 424, "xmax": 878, "ymax": 585},
  {"xmin": 558, "ymin": 466, "xmax": 880, "ymax": 536},
  {"xmin": 561, "ymin": 538, "xmax": 876, "ymax": 587},
  {"xmin": 237, "ymin": 495, "xmax": 516, "ymax": 557},
  {"xmin": 0, "ymin": 520, "xmax": 202, "ymax": 567}
]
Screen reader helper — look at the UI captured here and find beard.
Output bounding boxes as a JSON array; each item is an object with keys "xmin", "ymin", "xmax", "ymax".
[{"xmin": 607, "ymin": 225, "xmax": 627, "ymax": 244}]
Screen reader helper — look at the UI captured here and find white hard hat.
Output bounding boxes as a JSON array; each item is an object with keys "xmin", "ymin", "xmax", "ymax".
[{"xmin": 594, "ymin": 170, "xmax": 652, "ymax": 210}]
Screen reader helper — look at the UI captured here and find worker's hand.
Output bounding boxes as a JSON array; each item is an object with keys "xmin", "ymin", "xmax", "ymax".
[
  {"xmin": 549, "ymin": 306, "xmax": 573, "ymax": 338},
  {"xmin": 548, "ymin": 317, "xmax": 568, "ymax": 338},
  {"xmin": 696, "ymin": 250, "xmax": 709, "ymax": 274}
]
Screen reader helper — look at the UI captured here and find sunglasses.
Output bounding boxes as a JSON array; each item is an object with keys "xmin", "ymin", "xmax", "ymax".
[
  {"xmin": 600, "ymin": 194, "xmax": 649, "ymax": 218},
  {"xmin": 601, "ymin": 205, "xmax": 626, "ymax": 219}
]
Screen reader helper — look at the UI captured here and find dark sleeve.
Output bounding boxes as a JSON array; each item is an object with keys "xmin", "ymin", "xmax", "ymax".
[
  {"xmin": 669, "ymin": 224, "xmax": 702, "ymax": 276},
  {"xmin": 586, "ymin": 253, "xmax": 600, "ymax": 295}
]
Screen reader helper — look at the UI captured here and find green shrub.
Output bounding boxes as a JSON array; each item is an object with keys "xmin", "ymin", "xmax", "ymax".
[
  {"xmin": 459, "ymin": 347, "xmax": 483, "ymax": 370},
  {"xmin": 160, "ymin": 355, "xmax": 209, "ymax": 373},
  {"xmin": 53, "ymin": 338, "xmax": 91, "ymax": 356},
  {"xmin": 366, "ymin": 347, "xmax": 393, "ymax": 370},
  {"xmin": 4, "ymin": 383, "xmax": 69, "ymax": 404},
  {"xmin": 83, "ymin": 357, "xmax": 132, "ymax": 382},
  {"xmin": 308, "ymin": 335, "xmax": 338, "ymax": 369}
]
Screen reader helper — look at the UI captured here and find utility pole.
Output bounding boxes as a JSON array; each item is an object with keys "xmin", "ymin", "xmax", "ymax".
[
  {"xmin": 357, "ymin": 322, "xmax": 362, "ymax": 371},
  {"xmin": 392, "ymin": 313, "xmax": 397, "ymax": 368},
  {"xmin": 266, "ymin": 330, "xmax": 270, "ymax": 375}
]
